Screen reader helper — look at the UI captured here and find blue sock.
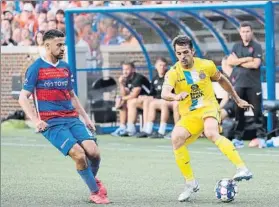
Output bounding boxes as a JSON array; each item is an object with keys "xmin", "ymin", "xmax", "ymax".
[
  {"xmin": 87, "ymin": 158, "xmax": 101, "ymax": 176},
  {"xmin": 77, "ymin": 166, "xmax": 98, "ymax": 193}
]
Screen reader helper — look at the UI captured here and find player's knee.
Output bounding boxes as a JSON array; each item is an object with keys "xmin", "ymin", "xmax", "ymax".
[
  {"xmin": 69, "ymin": 145, "xmax": 87, "ymax": 164},
  {"xmin": 87, "ymin": 149, "xmax": 100, "ymax": 160},
  {"xmin": 204, "ymin": 130, "xmax": 219, "ymax": 142},
  {"xmin": 171, "ymin": 130, "xmax": 188, "ymax": 149}
]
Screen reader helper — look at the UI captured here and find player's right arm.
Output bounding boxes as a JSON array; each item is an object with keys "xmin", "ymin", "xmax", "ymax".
[
  {"xmin": 18, "ymin": 63, "xmax": 48, "ymax": 131},
  {"xmin": 161, "ymin": 69, "xmax": 188, "ymax": 101}
]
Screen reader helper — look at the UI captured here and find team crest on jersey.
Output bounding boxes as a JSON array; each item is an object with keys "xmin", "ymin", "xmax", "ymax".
[
  {"xmin": 199, "ymin": 70, "xmax": 206, "ymax": 79},
  {"xmin": 249, "ymin": 47, "xmax": 254, "ymax": 53}
]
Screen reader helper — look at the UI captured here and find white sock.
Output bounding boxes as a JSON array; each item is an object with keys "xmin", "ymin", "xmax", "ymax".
[
  {"xmin": 158, "ymin": 122, "xmax": 167, "ymax": 135},
  {"xmin": 127, "ymin": 123, "xmax": 136, "ymax": 133},
  {"xmin": 142, "ymin": 124, "xmax": 147, "ymax": 132},
  {"xmin": 120, "ymin": 124, "xmax": 126, "ymax": 130},
  {"xmin": 145, "ymin": 122, "xmax": 153, "ymax": 134}
]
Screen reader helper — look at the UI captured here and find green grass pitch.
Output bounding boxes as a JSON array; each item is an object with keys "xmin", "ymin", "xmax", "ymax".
[{"xmin": 1, "ymin": 128, "xmax": 279, "ymax": 207}]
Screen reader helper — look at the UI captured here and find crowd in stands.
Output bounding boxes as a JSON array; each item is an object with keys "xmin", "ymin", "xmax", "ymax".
[{"xmin": 1, "ymin": 0, "xmax": 224, "ymax": 47}]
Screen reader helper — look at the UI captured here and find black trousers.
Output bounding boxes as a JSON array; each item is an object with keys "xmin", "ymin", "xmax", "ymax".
[{"xmin": 234, "ymin": 87, "xmax": 266, "ymax": 139}]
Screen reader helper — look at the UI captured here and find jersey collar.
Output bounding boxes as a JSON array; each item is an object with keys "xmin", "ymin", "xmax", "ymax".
[{"xmin": 41, "ymin": 56, "xmax": 60, "ymax": 67}]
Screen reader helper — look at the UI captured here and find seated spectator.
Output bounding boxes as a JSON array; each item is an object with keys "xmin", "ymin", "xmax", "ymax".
[
  {"xmin": 37, "ymin": 8, "xmax": 48, "ymax": 25},
  {"xmin": 120, "ymin": 27, "xmax": 139, "ymax": 46},
  {"xmin": 48, "ymin": 19, "xmax": 57, "ymax": 30},
  {"xmin": 124, "ymin": 58, "xmax": 179, "ymax": 138},
  {"xmin": 38, "ymin": 21, "xmax": 48, "ymax": 32},
  {"xmin": 111, "ymin": 61, "xmax": 151, "ymax": 136},
  {"xmin": 101, "ymin": 22, "xmax": 124, "ymax": 45},
  {"xmin": 55, "ymin": 9, "xmax": 65, "ymax": 23},
  {"xmin": 3, "ymin": 9, "xmax": 13, "ymax": 21},
  {"xmin": 47, "ymin": 10, "xmax": 55, "ymax": 22},
  {"xmin": 34, "ymin": 30, "xmax": 46, "ymax": 57},
  {"xmin": 18, "ymin": 28, "xmax": 33, "ymax": 46},
  {"xmin": 15, "ymin": 3, "xmax": 38, "ymax": 34},
  {"xmin": 12, "ymin": 28, "xmax": 21, "ymax": 45}
]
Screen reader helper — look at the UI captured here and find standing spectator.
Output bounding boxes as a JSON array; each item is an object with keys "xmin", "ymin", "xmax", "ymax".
[{"xmin": 227, "ymin": 22, "xmax": 266, "ymax": 148}]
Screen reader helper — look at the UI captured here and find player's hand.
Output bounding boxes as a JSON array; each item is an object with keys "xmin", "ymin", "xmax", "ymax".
[
  {"xmin": 118, "ymin": 75, "xmax": 126, "ymax": 85},
  {"xmin": 236, "ymin": 99, "xmax": 254, "ymax": 110},
  {"xmin": 35, "ymin": 120, "xmax": 48, "ymax": 132},
  {"xmin": 84, "ymin": 118, "xmax": 96, "ymax": 132},
  {"xmin": 175, "ymin": 92, "xmax": 188, "ymax": 101}
]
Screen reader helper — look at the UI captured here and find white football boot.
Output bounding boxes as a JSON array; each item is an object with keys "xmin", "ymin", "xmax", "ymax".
[
  {"xmin": 178, "ymin": 180, "xmax": 200, "ymax": 202},
  {"xmin": 233, "ymin": 167, "xmax": 253, "ymax": 181}
]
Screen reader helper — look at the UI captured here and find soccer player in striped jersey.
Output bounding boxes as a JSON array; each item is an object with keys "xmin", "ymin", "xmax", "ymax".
[
  {"xmin": 18, "ymin": 29, "xmax": 109, "ymax": 204},
  {"xmin": 162, "ymin": 35, "xmax": 253, "ymax": 202}
]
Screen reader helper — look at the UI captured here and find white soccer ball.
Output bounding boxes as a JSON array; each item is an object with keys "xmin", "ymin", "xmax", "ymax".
[{"xmin": 215, "ymin": 178, "xmax": 238, "ymax": 202}]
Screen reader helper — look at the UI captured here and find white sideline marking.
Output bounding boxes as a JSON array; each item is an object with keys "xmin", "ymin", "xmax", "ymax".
[{"xmin": 1, "ymin": 142, "xmax": 279, "ymax": 157}]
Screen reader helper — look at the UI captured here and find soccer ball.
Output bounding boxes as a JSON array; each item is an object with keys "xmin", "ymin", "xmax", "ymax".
[{"xmin": 215, "ymin": 178, "xmax": 238, "ymax": 202}]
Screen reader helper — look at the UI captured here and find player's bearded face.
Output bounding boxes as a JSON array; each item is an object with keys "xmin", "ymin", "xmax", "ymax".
[
  {"xmin": 47, "ymin": 37, "xmax": 65, "ymax": 60},
  {"xmin": 156, "ymin": 61, "xmax": 167, "ymax": 77},
  {"xmin": 175, "ymin": 44, "xmax": 194, "ymax": 68},
  {"xmin": 122, "ymin": 64, "xmax": 135, "ymax": 79}
]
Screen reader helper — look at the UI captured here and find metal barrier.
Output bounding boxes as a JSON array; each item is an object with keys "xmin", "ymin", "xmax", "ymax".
[{"xmin": 65, "ymin": 1, "xmax": 277, "ymax": 131}]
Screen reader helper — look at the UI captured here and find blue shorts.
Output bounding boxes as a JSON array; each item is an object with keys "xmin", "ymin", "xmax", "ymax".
[{"xmin": 42, "ymin": 118, "xmax": 97, "ymax": 156}]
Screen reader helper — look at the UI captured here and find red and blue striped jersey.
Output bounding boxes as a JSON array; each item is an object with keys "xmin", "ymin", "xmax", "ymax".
[{"xmin": 23, "ymin": 58, "xmax": 78, "ymax": 123}]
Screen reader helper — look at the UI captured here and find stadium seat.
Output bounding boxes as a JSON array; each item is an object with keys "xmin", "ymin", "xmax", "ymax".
[{"xmin": 90, "ymin": 77, "xmax": 117, "ymax": 124}]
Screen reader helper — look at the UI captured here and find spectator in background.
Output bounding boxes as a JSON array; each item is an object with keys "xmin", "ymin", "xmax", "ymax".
[
  {"xmin": 1, "ymin": 19, "xmax": 12, "ymax": 40},
  {"xmin": 38, "ymin": 9, "xmax": 48, "ymax": 25},
  {"xmin": 16, "ymin": 3, "xmax": 38, "ymax": 34},
  {"xmin": 48, "ymin": 20, "xmax": 57, "ymax": 30},
  {"xmin": 18, "ymin": 28, "xmax": 33, "ymax": 46},
  {"xmin": 121, "ymin": 27, "xmax": 139, "ymax": 46},
  {"xmin": 57, "ymin": 21, "xmax": 65, "ymax": 33},
  {"xmin": 55, "ymin": 9, "xmax": 65, "ymax": 23},
  {"xmin": 3, "ymin": 10, "xmax": 14, "ymax": 21},
  {"xmin": 101, "ymin": 22, "xmax": 124, "ymax": 45},
  {"xmin": 227, "ymin": 22, "xmax": 266, "ymax": 148},
  {"xmin": 111, "ymin": 61, "xmax": 151, "ymax": 137},
  {"xmin": 47, "ymin": 10, "xmax": 55, "ymax": 21},
  {"xmin": 38, "ymin": 21, "xmax": 48, "ymax": 31},
  {"xmin": 12, "ymin": 28, "xmax": 21, "ymax": 45},
  {"xmin": 34, "ymin": 30, "xmax": 46, "ymax": 57}
]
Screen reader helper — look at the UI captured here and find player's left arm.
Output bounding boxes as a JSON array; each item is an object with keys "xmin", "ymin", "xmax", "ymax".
[
  {"xmin": 69, "ymin": 90, "xmax": 96, "ymax": 131},
  {"xmin": 217, "ymin": 74, "xmax": 253, "ymax": 109},
  {"xmin": 240, "ymin": 44, "xmax": 262, "ymax": 69},
  {"xmin": 67, "ymin": 65, "xmax": 95, "ymax": 131},
  {"xmin": 209, "ymin": 61, "xmax": 253, "ymax": 109}
]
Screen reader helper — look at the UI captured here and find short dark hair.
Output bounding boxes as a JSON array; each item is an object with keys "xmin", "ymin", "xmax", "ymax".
[
  {"xmin": 56, "ymin": 9, "xmax": 65, "ymax": 16},
  {"xmin": 39, "ymin": 8, "xmax": 48, "ymax": 14},
  {"xmin": 240, "ymin": 21, "xmax": 253, "ymax": 30},
  {"xmin": 172, "ymin": 35, "xmax": 193, "ymax": 50},
  {"xmin": 43, "ymin": 29, "xmax": 65, "ymax": 42},
  {"xmin": 121, "ymin": 61, "xmax": 135, "ymax": 69},
  {"xmin": 156, "ymin": 57, "xmax": 168, "ymax": 64}
]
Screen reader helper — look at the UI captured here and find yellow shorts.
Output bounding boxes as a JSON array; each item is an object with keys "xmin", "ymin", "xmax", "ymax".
[{"xmin": 176, "ymin": 105, "xmax": 221, "ymax": 146}]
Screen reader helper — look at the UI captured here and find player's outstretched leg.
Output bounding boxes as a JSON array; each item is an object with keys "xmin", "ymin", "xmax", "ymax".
[
  {"xmin": 87, "ymin": 158, "xmax": 108, "ymax": 196},
  {"xmin": 69, "ymin": 144, "xmax": 109, "ymax": 204},
  {"xmin": 172, "ymin": 126, "xmax": 200, "ymax": 202},
  {"xmin": 204, "ymin": 117, "xmax": 253, "ymax": 182}
]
